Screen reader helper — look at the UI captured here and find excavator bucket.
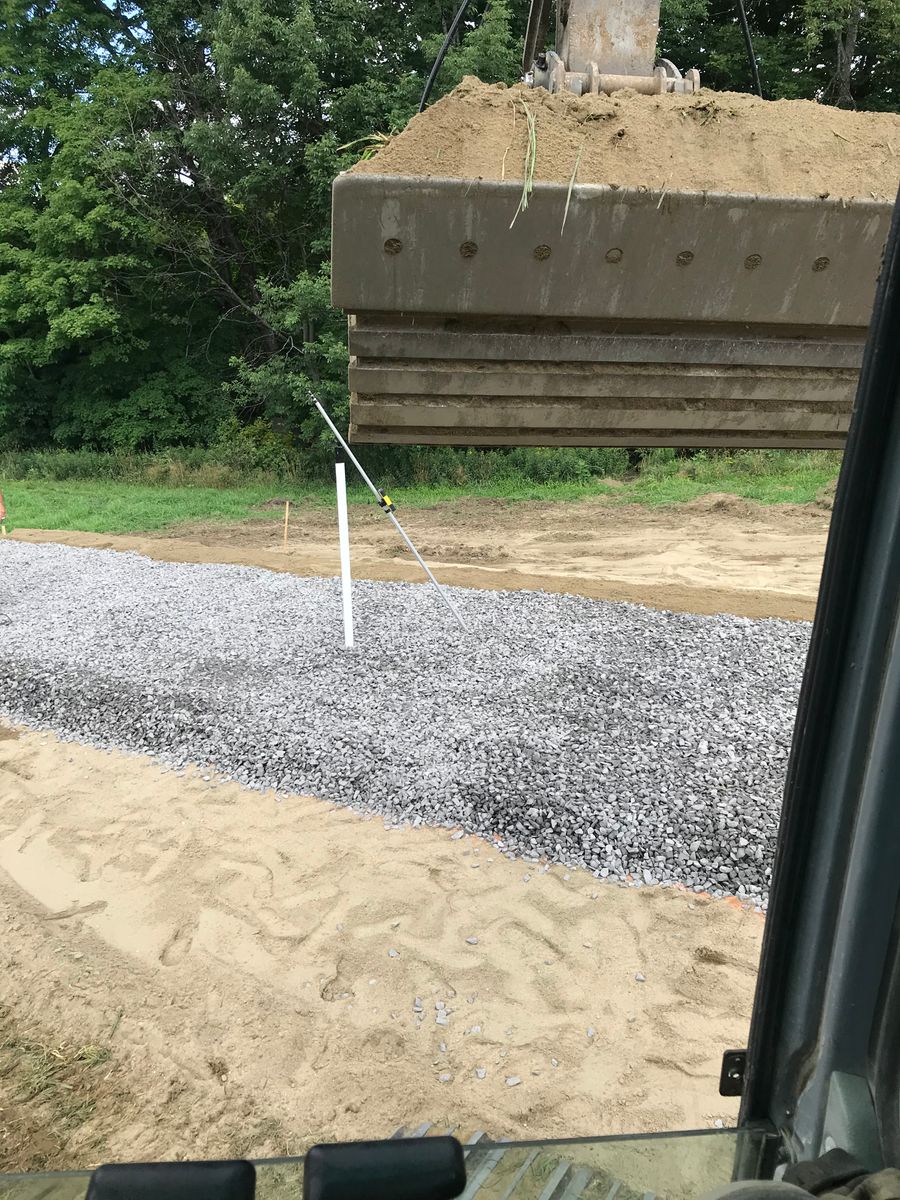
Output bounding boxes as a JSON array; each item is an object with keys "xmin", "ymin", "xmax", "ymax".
[
  {"xmin": 331, "ymin": 84, "xmax": 897, "ymax": 449},
  {"xmin": 333, "ymin": 178, "xmax": 889, "ymax": 448}
]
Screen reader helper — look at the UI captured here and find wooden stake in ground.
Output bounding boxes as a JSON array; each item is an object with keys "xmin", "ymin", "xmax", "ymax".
[
  {"xmin": 283, "ymin": 500, "xmax": 290, "ymax": 550},
  {"xmin": 0, "ymin": 490, "xmax": 6, "ymax": 536}
]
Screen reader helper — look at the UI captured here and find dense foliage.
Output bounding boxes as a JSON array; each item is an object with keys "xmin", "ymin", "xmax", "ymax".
[{"xmin": 1, "ymin": 0, "xmax": 897, "ymax": 456}]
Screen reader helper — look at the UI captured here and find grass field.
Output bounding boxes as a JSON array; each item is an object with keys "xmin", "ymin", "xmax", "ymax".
[{"xmin": 0, "ymin": 451, "xmax": 839, "ymax": 535}]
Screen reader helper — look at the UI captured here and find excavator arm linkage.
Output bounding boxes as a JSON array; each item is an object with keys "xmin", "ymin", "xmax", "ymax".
[{"xmin": 526, "ymin": 0, "xmax": 699, "ymax": 96}]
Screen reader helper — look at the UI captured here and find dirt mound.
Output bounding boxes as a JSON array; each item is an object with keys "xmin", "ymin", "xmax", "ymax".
[
  {"xmin": 351, "ymin": 77, "xmax": 900, "ymax": 201},
  {"xmin": 254, "ymin": 497, "xmax": 293, "ymax": 510},
  {"xmin": 814, "ymin": 479, "xmax": 838, "ymax": 511},
  {"xmin": 679, "ymin": 492, "xmax": 764, "ymax": 519}
]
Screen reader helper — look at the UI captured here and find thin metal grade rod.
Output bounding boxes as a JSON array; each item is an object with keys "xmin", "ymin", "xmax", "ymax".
[
  {"xmin": 384, "ymin": 508, "xmax": 470, "ymax": 631},
  {"xmin": 314, "ymin": 400, "xmax": 469, "ymax": 632}
]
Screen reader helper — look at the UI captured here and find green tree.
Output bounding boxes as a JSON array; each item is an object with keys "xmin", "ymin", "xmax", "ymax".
[
  {"xmin": 425, "ymin": 0, "xmax": 523, "ymax": 97},
  {"xmin": 0, "ymin": 0, "xmax": 527, "ymax": 450},
  {"xmin": 659, "ymin": 0, "xmax": 900, "ymax": 107}
]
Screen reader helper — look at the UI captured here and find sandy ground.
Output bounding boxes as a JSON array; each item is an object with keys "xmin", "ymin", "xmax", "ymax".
[
  {"xmin": 1, "ymin": 496, "xmax": 827, "ymax": 1170},
  {"xmin": 0, "ymin": 725, "xmax": 763, "ymax": 1172},
  {"xmin": 12, "ymin": 492, "xmax": 830, "ymax": 621}
]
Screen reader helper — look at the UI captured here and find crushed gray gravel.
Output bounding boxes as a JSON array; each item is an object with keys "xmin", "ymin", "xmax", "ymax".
[{"xmin": 0, "ymin": 541, "xmax": 811, "ymax": 901}]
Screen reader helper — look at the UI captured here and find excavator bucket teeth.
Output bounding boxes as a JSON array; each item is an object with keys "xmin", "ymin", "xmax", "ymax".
[{"xmin": 331, "ymin": 173, "xmax": 892, "ymax": 448}]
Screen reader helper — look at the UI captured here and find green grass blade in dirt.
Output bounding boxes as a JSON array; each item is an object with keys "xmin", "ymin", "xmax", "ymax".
[
  {"xmin": 510, "ymin": 101, "xmax": 537, "ymax": 229},
  {"xmin": 560, "ymin": 143, "xmax": 584, "ymax": 237}
]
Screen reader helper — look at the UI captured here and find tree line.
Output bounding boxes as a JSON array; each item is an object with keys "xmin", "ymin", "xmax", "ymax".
[{"xmin": 1, "ymin": 0, "xmax": 897, "ymax": 458}]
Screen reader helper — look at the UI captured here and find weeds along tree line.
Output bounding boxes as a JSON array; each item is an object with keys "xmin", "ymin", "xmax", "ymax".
[{"xmin": 1, "ymin": 0, "xmax": 898, "ymax": 474}]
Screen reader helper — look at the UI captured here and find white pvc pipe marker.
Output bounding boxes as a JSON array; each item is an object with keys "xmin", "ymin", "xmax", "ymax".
[
  {"xmin": 335, "ymin": 458, "xmax": 354, "ymax": 649},
  {"xmin": 314, "ymin": 399, "xmax": 468, "ymax": 633}
]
